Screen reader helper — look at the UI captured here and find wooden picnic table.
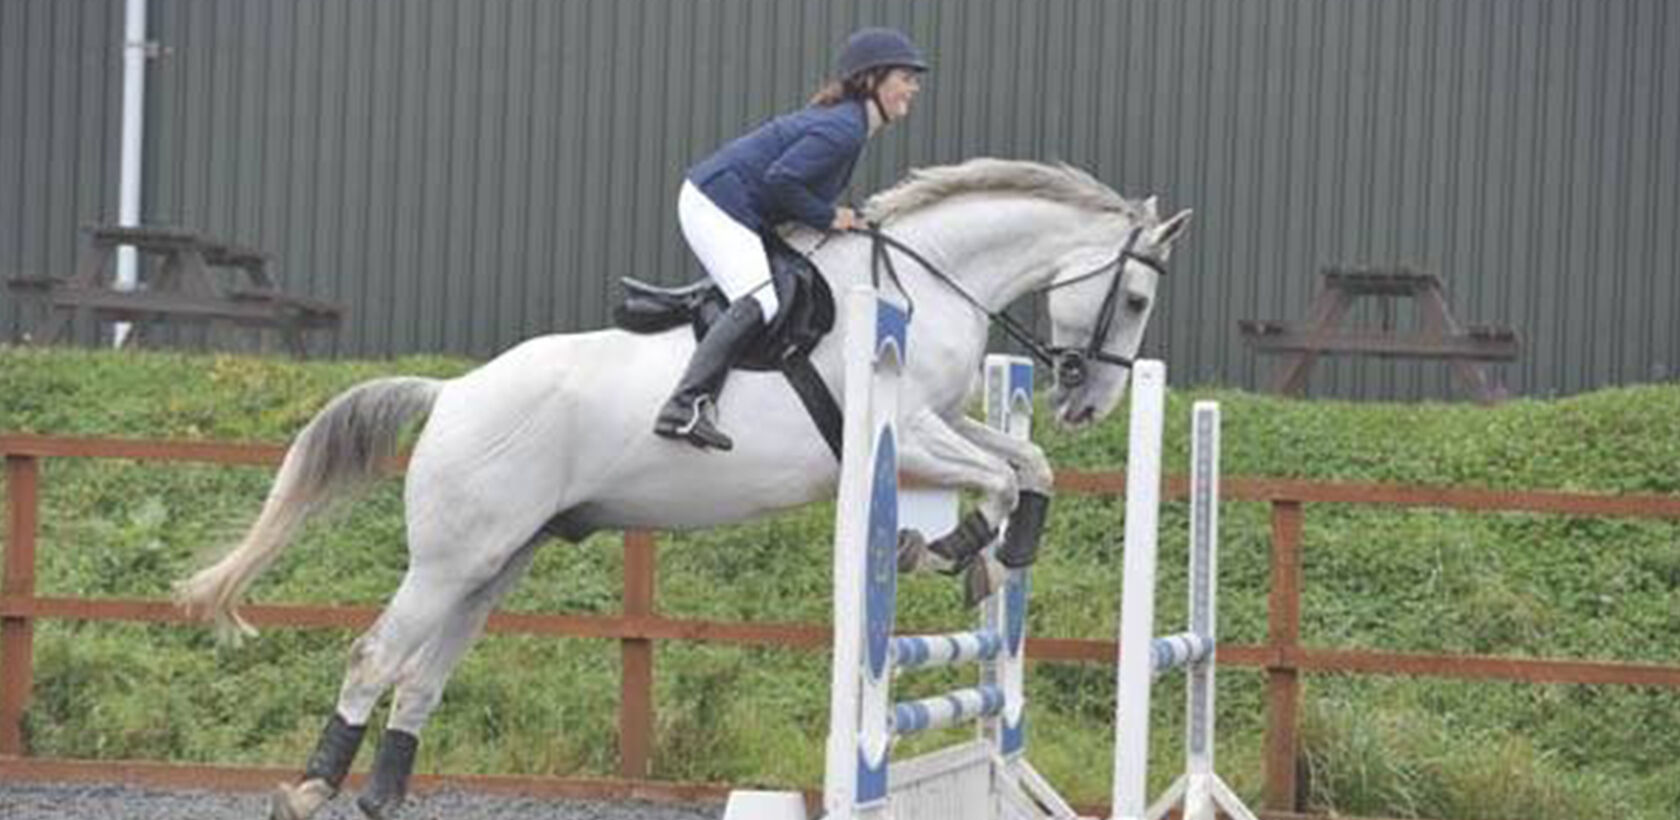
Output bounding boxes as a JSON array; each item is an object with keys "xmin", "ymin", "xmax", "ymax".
[
  {"xmin": 6, "ymin": 225, "xmax": 342, "ymax": 358},
  {"xmin": 1239, "ymin": 266, "xmax": 1518, "ymax": 403}
]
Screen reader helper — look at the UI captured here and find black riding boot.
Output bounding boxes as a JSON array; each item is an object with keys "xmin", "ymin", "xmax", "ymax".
[{"xmin": 654, "ymin": 297, "xmax": 765, "ymax": 451}]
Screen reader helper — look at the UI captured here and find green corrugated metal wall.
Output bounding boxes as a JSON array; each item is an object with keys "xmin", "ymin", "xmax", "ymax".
[{"xmin": 3, "ymin": 0, "xmax": 1677, "ymax": 399}]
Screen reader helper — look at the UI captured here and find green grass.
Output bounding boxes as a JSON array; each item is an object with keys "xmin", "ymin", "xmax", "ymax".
[{"xmin": 3, "ymin": 345, "xmax": 1679, "ymax": 819}]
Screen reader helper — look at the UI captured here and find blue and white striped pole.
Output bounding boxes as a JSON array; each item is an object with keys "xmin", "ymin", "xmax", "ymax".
[
  {"xmin": 891, "ymin": 630, "xmax": 1004, "ymax": 670},
  {"xmin": 892, "ymin": 685, "xmax": 1007, "ymax": 736}
]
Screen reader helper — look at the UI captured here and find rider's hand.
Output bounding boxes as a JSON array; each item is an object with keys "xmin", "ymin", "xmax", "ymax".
[{"xmin": 831, "ymin": 207, "xmax": 860, "ymax": 232}]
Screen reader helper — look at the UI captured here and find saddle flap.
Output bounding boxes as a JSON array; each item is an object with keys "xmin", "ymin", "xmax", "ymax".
[
  {"xmin": 751, "ymin": 240, "xmax": 835, "ymax": 367},
  {"xmin": 613, "ymin": 277, "xmax": 727, "ymax": 334},
  {"xmin": 621, "ymin": 277, "xmax": 716, "ymax": 301}
]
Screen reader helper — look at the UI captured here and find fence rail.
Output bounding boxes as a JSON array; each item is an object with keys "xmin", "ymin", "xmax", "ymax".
[{"xmin": 5, "ymin": 433, "xmax": 1680, "ymax": 816}]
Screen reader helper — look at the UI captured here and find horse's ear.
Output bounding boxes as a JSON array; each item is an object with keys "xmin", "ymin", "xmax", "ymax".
[
  {"xmin": 1149, "ymin": 209, "xmax": 1192, "ymax": 249},
  {"xmin": 1142, "ymin": 196, "xmax": 1160, "ymax": 219}
]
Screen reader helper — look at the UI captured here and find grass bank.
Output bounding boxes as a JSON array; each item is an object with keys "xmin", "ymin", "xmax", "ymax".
[{"xmin": 2, "ymin": 346, "xmax": 1677, "ymax": 819}]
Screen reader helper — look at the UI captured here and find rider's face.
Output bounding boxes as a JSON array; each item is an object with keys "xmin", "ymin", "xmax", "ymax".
[{"xmin": 877, "ymin": 69, "xmax": 922, "ymax": 120}]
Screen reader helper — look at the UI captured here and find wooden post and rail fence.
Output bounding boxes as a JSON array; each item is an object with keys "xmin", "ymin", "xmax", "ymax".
[{"xmin": 4, "ymin": 433, "xmax": 1680, "ymax": 818}]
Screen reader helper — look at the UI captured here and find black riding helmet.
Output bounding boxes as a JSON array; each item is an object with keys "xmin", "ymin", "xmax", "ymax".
[{"xmin": 836, "ymin": 28, "xmax": 930, "ymax": 80}]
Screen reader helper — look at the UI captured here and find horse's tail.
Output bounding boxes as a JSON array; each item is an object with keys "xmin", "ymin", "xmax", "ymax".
[{"xmin": 175, "ymin": 376, "xmax": 443, "ymax": 642}]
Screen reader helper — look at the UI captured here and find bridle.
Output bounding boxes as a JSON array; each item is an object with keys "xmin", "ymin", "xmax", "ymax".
[{"xmin": 856, "ymin": 224, "xmax": 1168, "ymax": 389}]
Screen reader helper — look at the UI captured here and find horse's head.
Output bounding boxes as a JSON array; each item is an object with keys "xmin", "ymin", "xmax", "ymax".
[
  {"xmin": 859, "ymin": 160, "xmax": 1192, "ymax": 428},
  {"xmin": 1045, "ymin": 203, "xmax": 1192, "ymax": 429}
]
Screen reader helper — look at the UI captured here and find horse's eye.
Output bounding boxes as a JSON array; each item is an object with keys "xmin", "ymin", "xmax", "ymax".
[{"xmin": 1127, "ymin": 294, "xmax": 1150, "ymax": 312}]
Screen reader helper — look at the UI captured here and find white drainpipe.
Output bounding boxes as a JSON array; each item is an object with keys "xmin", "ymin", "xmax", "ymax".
[{"xmin": 114, "ymin": 0, "xmax": 148, "ymax": 346}]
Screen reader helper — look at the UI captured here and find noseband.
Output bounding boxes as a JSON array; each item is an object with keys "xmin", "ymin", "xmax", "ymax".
[
  {"xmin": 857, "ymin": 224, "xmax": 1167, "ymax": 390},
  {"xmin": 1039, "ymin": 227, "xmax": 1168, "ymax": 388}
]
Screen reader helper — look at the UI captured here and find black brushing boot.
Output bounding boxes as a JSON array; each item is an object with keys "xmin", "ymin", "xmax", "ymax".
[
  {"xmin": 270, "ymin": 713, "xmax": 366, "ymax": 820},
  {"xmin": 654, "ymin": 297, "xmax": 766, "ymax": 451},
  {"xmin": 926, "ymin": 511, "xmax": 997, "ymax": 573},
  {"xmin": 303, "ymin": 713, "xmax": 366, "ymax": 791},
  {"xmin": 356, "ymin": 729, "xmax": 419, "ymax": 820},
  {"xmin": 997, "ymin": 491, "xmax": 1050, "ymax": 568}
]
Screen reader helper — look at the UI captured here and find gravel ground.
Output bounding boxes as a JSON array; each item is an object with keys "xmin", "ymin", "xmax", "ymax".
[{"xmin": 0, "ymin": 782, "xmax": 724, "ymax": 820}]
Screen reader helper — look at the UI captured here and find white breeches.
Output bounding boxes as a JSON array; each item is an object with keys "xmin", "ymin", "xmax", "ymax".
[{"xmin": 677, "ymin": 180, "xmax": 780, "ymax": 319}]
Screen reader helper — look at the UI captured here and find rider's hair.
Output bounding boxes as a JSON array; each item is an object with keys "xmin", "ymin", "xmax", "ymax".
[{"xmin": 809, "ymin": 66, "xmax": 893, "ymax": 107}]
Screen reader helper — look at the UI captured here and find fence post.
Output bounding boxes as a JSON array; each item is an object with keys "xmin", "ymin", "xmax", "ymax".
[
  {"xmin": 620, "ymin": 529, "xmax": 656, "ymax": 778},
  {"xmin": 1264, "ymin": 499, "xmax": 1303, "ymax": 811},
  {"xmin": 3, "ymin": 455, "xmax": 40, "ymax": 756}
]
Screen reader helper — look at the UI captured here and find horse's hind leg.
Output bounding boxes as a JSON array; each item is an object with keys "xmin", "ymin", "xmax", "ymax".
[
  {"xmin": 355, "ymin": 539, "xmax": 540, "ymax": 819},
  {"xmin": 269, "ymin": 568, "xmax": 461, "ymax": 820},
  {"xmin": 270, "ymin": 541, "xmax": 534, "ymax": 820}
]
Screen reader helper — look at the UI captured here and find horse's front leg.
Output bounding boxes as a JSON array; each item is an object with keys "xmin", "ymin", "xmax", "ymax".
[
  {"xmin": 897, "ymin": 408, "xmax": 1021, "ymax": 604},
  {"xmin": 950, "ymin": 415, "xmax": 1054, "ymax": 569}
]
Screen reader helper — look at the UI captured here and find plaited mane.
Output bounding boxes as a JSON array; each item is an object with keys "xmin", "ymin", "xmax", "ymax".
[{"xmin": 862, "ymin": 158, "xmax": 1143, "ymax": 223}]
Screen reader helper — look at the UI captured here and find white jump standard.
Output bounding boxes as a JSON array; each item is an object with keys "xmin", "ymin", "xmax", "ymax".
[
  {"xmin": 1111, "ymin": 363, "xmax": 1255, "ymax": 820},
  {"xmin": 818, "ymin": 286, "xmax": 1074, "ymax": 820},
  {"xmin": 727, "ymin": 290, "xmax": 1252, "ymax": 819}
]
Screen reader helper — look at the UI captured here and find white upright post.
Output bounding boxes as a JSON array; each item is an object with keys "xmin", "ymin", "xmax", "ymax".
[
  {"xmin": 1111, "ymin": 360, "xmax": 1167, "ymax": 820},
  {"xmin": 823, "ymin": 287, "xmax": 879, "ymax": 819},
  {"xmin": 981, "ymin": 355, "xmax": 1033, "ymax": 762},
  {"xmin": 1181, "ymin": 401, "xmax": 1221, "ymax": 820},
  {"xmin": 1129, "ymin": 397, "xmax": 1260, "ymax": 820},
  {"xmin": 823, "ymin": 286, "xmax": 905, "ymax": 820}
]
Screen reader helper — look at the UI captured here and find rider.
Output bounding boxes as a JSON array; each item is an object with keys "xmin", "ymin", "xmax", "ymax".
[{"xmin": 653, "ymin": 27, "xmax": 928, "ymax": 451}]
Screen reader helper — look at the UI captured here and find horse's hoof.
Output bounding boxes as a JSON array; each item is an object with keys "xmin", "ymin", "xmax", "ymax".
[
  {"xmin": 896, "ymin": 528, "xmax": 931, "ymax": 573},
  {"xmin": 962, "ymin": 556, "xmax": 1005, "ymax": 608},
  {"xmin": 270, "ymin": 779, "xmax": 334, "ymax": 820}
]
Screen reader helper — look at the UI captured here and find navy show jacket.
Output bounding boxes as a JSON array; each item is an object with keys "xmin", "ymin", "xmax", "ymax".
[{"xmin": 687, "ymin": 100, "xmax": 869, "ymax": 233}]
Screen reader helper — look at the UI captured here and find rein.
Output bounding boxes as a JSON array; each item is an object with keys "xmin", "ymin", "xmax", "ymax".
[{"xmin": 853, "ymin": 224, "xmax": 1167, "ymax": 389}]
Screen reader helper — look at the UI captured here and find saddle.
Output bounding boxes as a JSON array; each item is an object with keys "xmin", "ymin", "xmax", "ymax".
[
  {"xmin": 613, "ymin": 235, "xmax": 835, "ymax": 372},
  {"xmin": 613, "ymin": 235, "xmax": 843, "ymax": 455}
]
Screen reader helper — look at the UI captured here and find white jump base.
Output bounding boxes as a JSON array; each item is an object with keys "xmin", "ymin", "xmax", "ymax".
[{"xmin": 724, "ymin": 286, "xmax": 1255, "ymax": 820}]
